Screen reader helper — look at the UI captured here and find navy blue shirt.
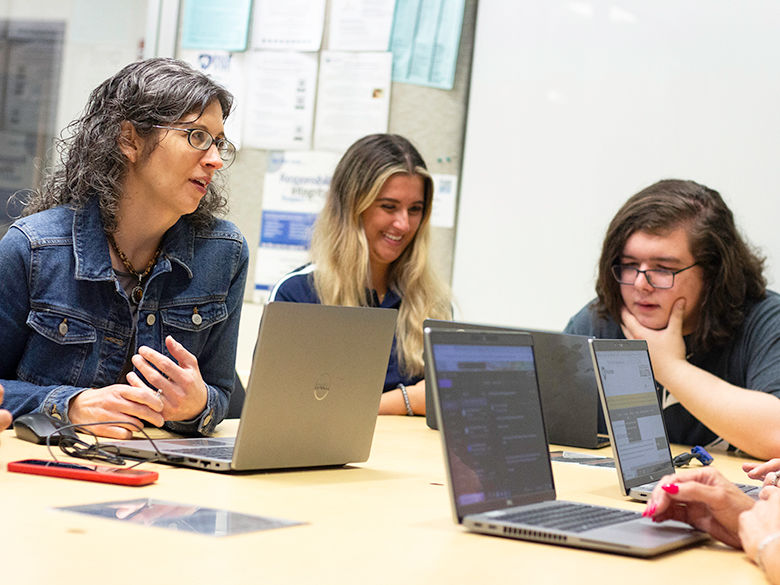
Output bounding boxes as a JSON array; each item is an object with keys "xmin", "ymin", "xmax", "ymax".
[
  {"xmin": 268, "ymin": 264, "xmax": 421, "ymax": 391},
  {"xmin": 564, "ymin": 291, "xmax": 780, "ymax": 448}
]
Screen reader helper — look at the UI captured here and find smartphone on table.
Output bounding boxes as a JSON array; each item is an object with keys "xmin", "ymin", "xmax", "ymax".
[{"xmin": 7, "ymin": 459, "xmax": 158, "ymax": 486}]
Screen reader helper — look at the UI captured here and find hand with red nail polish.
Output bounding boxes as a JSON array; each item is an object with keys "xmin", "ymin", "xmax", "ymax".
[
  {"xmin": 645, "ymin": 467, "xmax": 755, "ymax": 549},
  {"xmin": 641, "ymin": 503, "xmax": 657, "ymax": 518}
]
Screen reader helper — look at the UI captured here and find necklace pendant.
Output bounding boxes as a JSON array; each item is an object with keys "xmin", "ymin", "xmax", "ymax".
[{"xmin": 131, "ymin": 285, "xmax": 144, "ymax": 304}]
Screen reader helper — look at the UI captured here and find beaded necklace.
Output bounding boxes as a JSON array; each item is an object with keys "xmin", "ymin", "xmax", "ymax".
[{"xmin": 107, "ymin": 233, "xmax": 161, "ymax": 304}]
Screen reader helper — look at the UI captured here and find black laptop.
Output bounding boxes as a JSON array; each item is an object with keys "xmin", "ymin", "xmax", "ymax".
[{"xmin": 423, "ymin": 319, "xmax": 608, "ymax": 449}]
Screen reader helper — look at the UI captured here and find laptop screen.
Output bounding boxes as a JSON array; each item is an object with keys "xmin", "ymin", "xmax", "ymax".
[
  {"xmin": 590, "ymin": 340, "xmax": 673, "ymax": 486},
  {"xmin": 426, "ymin": 329, "xmax": 555, "ymax": 521}
]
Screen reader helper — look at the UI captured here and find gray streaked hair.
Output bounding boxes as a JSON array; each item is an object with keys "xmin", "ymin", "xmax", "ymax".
[{"xmin": 22, "ymin": 57, "xmax": 234, "ymax": 231}]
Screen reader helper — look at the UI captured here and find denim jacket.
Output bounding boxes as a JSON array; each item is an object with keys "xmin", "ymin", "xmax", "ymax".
[{"xmin": 0, "ymin": 199, "xmax": 248, "ymax": 435}]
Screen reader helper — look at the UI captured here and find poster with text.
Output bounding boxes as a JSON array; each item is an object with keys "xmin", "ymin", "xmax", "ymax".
[{"xmin": 254, "ymin": 150, "xmax": 341, "ymax": 301}]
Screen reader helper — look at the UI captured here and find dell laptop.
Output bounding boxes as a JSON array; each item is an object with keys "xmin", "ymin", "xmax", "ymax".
[
  {"xmin": 589, "ymin": 338, "xmax": 760, "ymax": 500},
  {"xmin": 111, "ymin": 302, "xmax": 397, "ymax": 472},
  {"xmin": 424, "ymin": 326, "xmax": 707, "ymax": 557},
  {"xmin": 423, "ymin": 319, "xmax": 608, "ymax": 449}
]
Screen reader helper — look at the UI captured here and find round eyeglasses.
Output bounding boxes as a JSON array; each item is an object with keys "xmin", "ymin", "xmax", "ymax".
[
  {"xmin": 611, "ymin": 263, "xmax": 698, "ymax": 289},
  {"xmin": 153, "ymin": 125, "xmax": 236, "ymax": 169}
]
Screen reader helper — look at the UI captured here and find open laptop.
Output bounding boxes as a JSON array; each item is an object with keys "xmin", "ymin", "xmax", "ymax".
[
  {"xmin": 423, "ymin": 319, "xmax": 609, "ymax": 449},
  {"xmin": 589, "ymin": 338, "xmax": 761, "ymax": 500},
  {"xmin": 111, "ymin": 302, "xmax": 397, "ymax": 472},
  {"xmin": 424, "ymin": 326, "xmax": 707, "ymax": 557}
]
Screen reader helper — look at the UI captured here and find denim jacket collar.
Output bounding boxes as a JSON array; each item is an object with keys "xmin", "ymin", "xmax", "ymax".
[{"xmin": 72, "ymin": 198, "xmax": 195, "ymax": 282}]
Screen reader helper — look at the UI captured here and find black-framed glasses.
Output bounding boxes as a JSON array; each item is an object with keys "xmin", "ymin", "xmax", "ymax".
[
  {"xmin": 153, "ymin": 125, "xmax": 236, "ymax": 169},
  {"xmin": 611, "ymin": 262, "xmax": 699, "ymax": 289}
]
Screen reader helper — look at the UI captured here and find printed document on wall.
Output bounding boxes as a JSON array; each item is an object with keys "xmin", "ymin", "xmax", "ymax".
[
  {"xmin": 313, "ymin": 51, "xmax": 392, "ymax": 152},
  {"xmin": 389, "ymin": 0, "xmax": 465, "ymax": 90},
  {"xmin": 180, "ymin": 0, "xmax": 251, "ymax": 51},
  {"xmin": 242, "ymin": 51, "xmax": 318, "ymax": 150},
  {"xmin": 251, "ymin": 0, "xmax": 326, "ymax": 51},
  {"xmin": 431, "ymin": 173, "xmax": 458, "ymax": 228},
  {"xmin": 180, "ymin": 50, "xmax": 245, "ymax": 149},
  {"xmin": 254, "ymin": 150, "xmax": 341, "ymax": 301},
  {"xmin": 328, "ymin": 0, "xmax": 396, "ymax": 51}
]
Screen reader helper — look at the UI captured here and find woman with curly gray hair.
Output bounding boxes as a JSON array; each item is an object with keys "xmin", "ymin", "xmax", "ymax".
[{"xmin": 0, "ymin": 58, "xmax": 248, "ymax": 439}]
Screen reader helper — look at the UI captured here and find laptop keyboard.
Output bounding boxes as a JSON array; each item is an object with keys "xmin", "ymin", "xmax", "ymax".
[
  {"xmin": 501, "ymin": 502, "xmax": 640, "ymax": 533},
  {"xmin": 634, "ymin": 480, "xmax": 760, "ymax": 499}
]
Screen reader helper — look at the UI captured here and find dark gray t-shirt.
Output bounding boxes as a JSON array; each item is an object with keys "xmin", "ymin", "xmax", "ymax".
[{"xmin": 564, "ymin": 290, "xmax": 780, "ymax": 448}]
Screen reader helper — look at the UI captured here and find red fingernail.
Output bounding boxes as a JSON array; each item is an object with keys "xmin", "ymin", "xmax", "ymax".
[{"xmin": 661, "ymin": 483, "xmax": 679, "ymax": 494}]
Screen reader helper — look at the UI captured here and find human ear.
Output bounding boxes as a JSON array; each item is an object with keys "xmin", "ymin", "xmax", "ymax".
[{"xmin": 118, "ymin": 121, "xmax": 142, "ymax": 163}]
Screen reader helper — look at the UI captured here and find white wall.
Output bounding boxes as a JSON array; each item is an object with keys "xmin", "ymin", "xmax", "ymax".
[{"xmin": 453, "ymin": 1, "xmax": 780, "ymax": 330}]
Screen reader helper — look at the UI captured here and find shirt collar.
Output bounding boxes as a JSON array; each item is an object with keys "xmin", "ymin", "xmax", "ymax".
[
  {"xmin": 370, "ymin": 287, "xmax": 402, "ymax": 308},
  {"xmin": 72, "ymin": 198, "xmax": 195, "ymax": 281}
]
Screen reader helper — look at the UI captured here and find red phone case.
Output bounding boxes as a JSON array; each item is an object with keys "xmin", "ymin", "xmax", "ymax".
[{"xmin": 7, "ymin": 459, "xmax": 158, "ymax": 486}]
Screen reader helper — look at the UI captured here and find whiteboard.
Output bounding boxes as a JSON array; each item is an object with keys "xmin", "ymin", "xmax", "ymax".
[{"xmin": 453, "ymin": 1, "xmax": 780, "ymax": 330}]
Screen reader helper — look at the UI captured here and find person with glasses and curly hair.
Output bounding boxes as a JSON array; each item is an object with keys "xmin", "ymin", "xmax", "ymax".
[
  {"xmin": 268, "ymin": 134, "xmax": 452, "ymax": 416},
  {"xmin": 0, "ymin": 58, "xmax": 248, "ymax": 439},
  {"xmin": 565, "ymin": 179, "xmax": 780, "ymax": 458}
]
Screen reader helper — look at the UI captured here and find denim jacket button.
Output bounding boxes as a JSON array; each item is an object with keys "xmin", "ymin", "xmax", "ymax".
[
  {"xmin": 58, "ymin": 320, "xmax": 68, "ymax": 336},
  {"xmin": 191, "ymin": 313, "xmax": 203, "ymax": 326},
  {"xmin": 146, "ymin": 314, "xmax": 156, "ymax": 326}
]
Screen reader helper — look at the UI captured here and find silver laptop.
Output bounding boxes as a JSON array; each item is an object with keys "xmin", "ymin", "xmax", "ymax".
[
  {"xmin": 423, "ymin": 319, "xmax": 609, "ymax": 449},
  {"xmin": 589, "ymin": 338, "xmax": 760, "ymax": 501},
  {"xmin": 111, "ymin": 302, "xmax": 397, "ymax": 472},
  {"xmin": 424, "ymin": 326, "xmax": 707, "ymax": 557}
]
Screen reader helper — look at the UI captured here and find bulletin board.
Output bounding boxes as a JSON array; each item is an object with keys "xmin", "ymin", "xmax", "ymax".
[
  {"xmin": 0, "ymin": 0, "xmax": 477, "ymax": 306},
  {"xmin": 195, "ymin": 0, "xmax": 480, "ymax": 303}
]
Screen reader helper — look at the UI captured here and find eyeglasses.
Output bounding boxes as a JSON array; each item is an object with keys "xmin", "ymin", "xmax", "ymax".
[
  {"xmin": 611, "ymin": 262, "xmax": 699, "ymax": 289},
  {"xmin": 153, "ymin": 125, "xmax": 236, "ymax": 169}
]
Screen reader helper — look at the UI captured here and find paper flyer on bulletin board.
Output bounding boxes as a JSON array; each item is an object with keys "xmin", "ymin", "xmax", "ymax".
[
  {"xmin": 180, "ymin": 0, "xmax": 252, "ymax": 51},
  {"xmin": 312, "ymin": 51, "xmax": 392, "ymax": 152},
  {"xmin": 389, "ymin": 0, "xmax": 465, "ymax": 90},
  {"xmin": 430, "ymin": 173, "xmax": 458, "ymax": 228},
  {"xmin": 179, "ymin": 50, "xmax": 245, "ymax": 149},
  {"xmin": 251, "ymin": 0, "xmax": 326, "ymax": 51},
  {"xmin": 328, "ymin": 0, "xmax": 396, "ymax": 51},
  {"xmin": 254, "ymin": 150, "xmax": 341, "ymax": 301},
  {"xmin": 241, "ymin": 50, "xmax": 318, "ymax": 150}
]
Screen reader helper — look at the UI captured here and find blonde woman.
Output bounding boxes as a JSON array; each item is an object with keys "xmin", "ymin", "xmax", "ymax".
[{"xmin": 268, "ymin": 134, "xmax": 451, "ymax": 415}]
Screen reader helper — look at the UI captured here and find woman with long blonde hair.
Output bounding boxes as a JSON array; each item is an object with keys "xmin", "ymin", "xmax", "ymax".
[{"xmin": 269, "ymin": 134, "xmax": 451, "ymax": 415}]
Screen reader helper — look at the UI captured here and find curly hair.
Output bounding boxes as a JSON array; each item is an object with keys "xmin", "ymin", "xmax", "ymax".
[
  {"xmin": 21, "ymin": 57, "xmax": 233, "ymax": 232},
  {"xmin": 310, "ymin": 134, "xmax": 452, "ymax": 376},
  {"xmin": 595, "ymin": 179, "xmax": 766, "ymax": 351}
]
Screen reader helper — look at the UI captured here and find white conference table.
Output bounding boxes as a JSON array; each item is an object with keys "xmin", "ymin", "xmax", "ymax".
[{"xmin": 0, "ymin": 416, "xmax": 768, "ymax": 585}]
